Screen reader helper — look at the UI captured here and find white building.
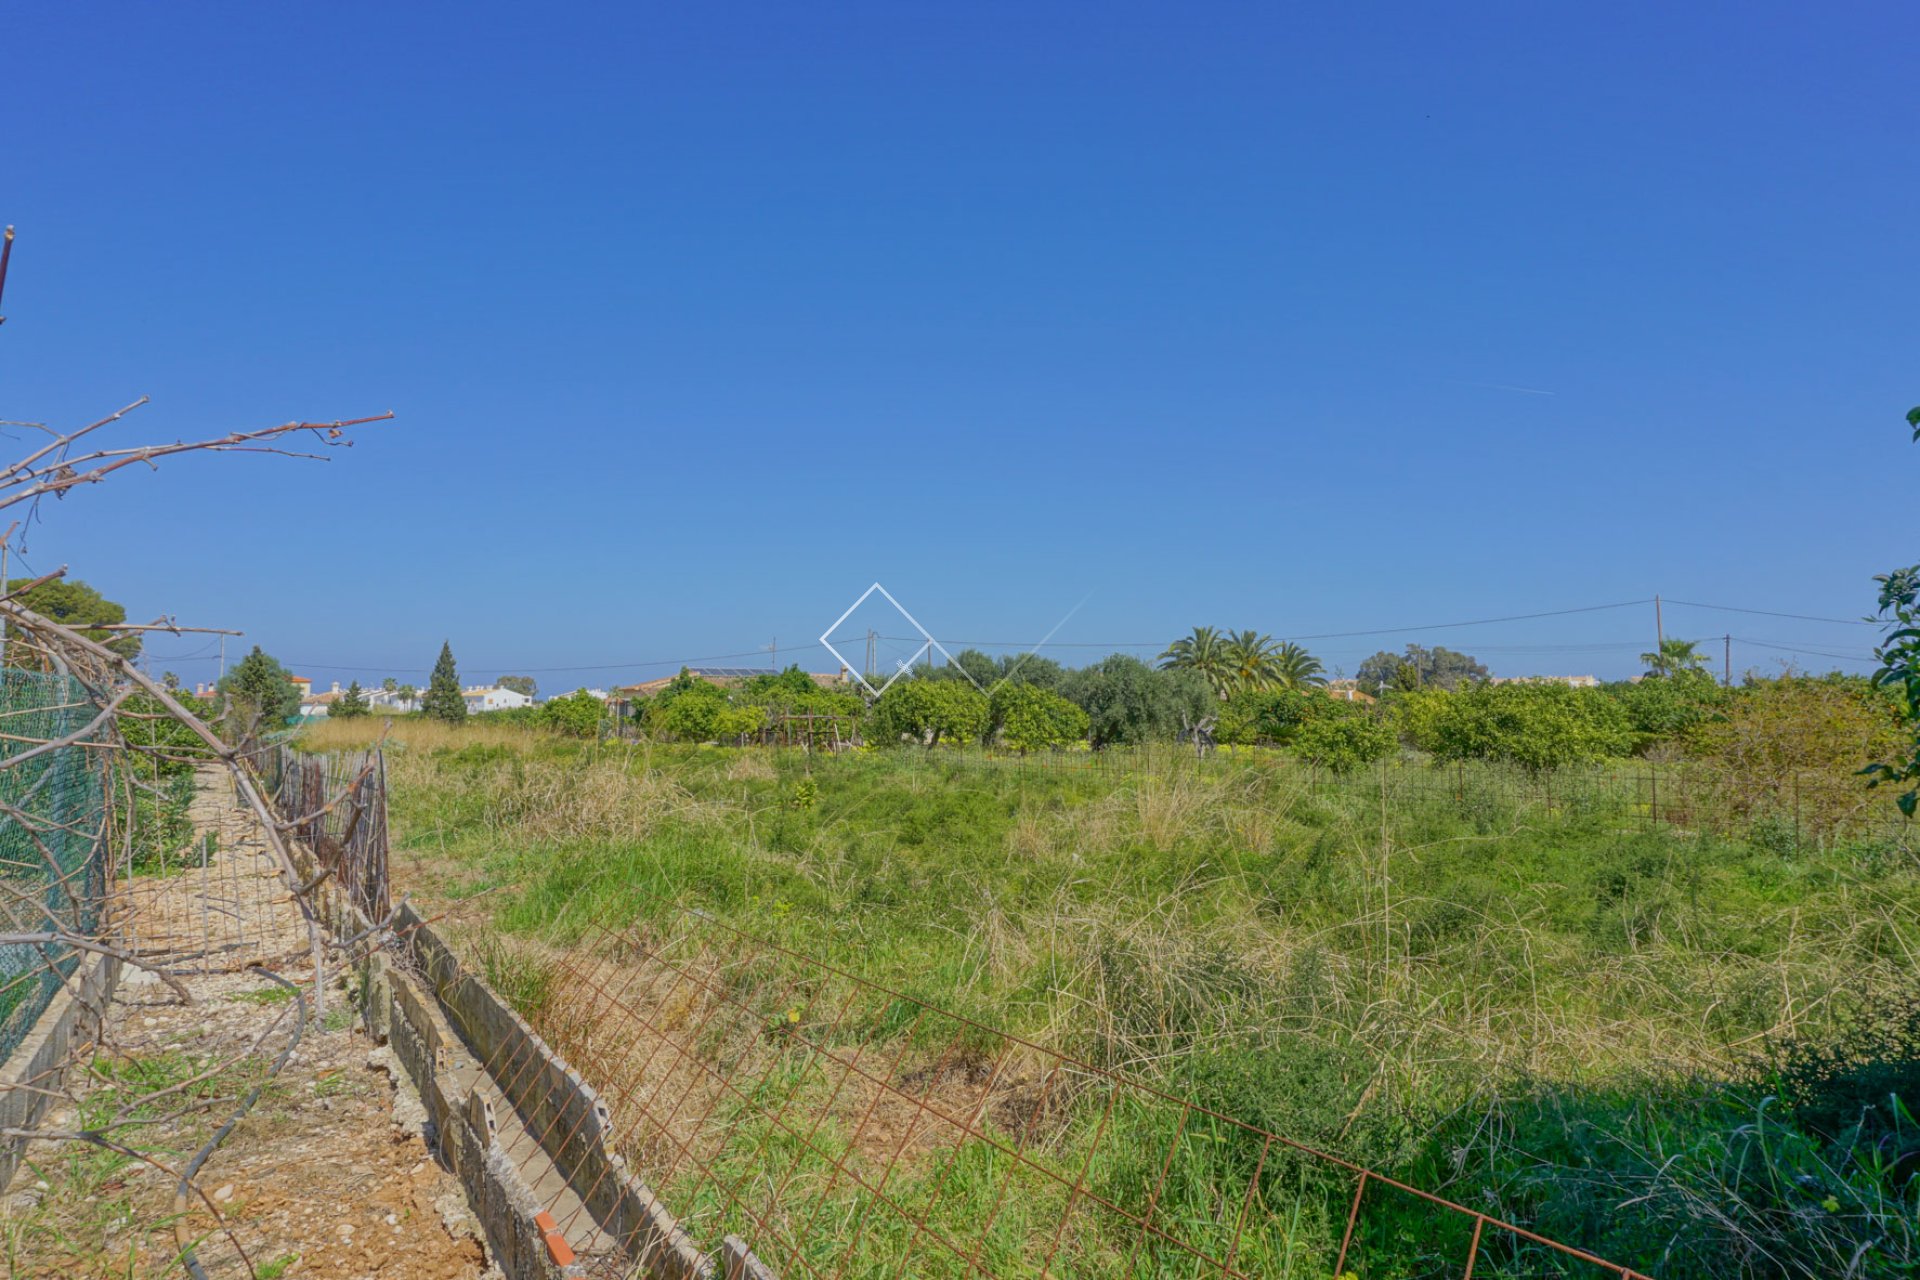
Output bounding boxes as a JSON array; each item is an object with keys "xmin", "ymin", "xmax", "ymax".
[
  {"xmin": 1488, "ymin": 674, "xmax": 1601, "ymax": 689},
  {"xmin": 299, "ymin": 681, "xmax": 349, "ymax": 718},
  {"xmin": 299, "ymin": 681, "xmax": 427, "ymax": 717},
  {"xmin": 463, "ymin": 685, "xmax": 534, "ymax": 713},
  {"xmin": 368, "ymin": 688, "xmax": 420, "ymax": 713}
]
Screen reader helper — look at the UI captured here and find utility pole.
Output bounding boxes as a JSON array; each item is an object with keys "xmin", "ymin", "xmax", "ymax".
[
  {"xmin": 1654, "ymin": 594, "xmax": 1664, "ymax": 649},
  {"xmin": 1724, "ymin": 634, "xmax": 1731, "ymax": 688},
  {"xmin": 219, "ymin": 633, "xmax": 228, "ymax": 683}
]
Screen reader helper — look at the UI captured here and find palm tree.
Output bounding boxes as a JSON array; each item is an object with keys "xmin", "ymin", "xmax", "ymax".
[
  {"xmin": 1222, "ymin": 630, "xmax": 1286, "ymax": 693},
  {"xmin": 1640, "ymin": 637, "xmax": 1708, "ymax": 678},
  {"xmin": 1271, "ymin": 641, "xmax": 1327, "ymax": 690},
  {"xmin": 1159, "ymin": 626, "xmax": 1233, "ymax": 699}
]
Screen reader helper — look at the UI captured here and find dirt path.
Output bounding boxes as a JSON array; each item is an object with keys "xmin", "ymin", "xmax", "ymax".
[{"xmin": 1, "ymin": 768, "xmax": 492, "ymax": 1280}]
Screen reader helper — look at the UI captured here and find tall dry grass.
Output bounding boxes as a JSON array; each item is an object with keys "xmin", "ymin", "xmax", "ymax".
[
  {"xmin": 390, "ymin": 747, "xmax": 725, "ymax": 845},
  {"xmin": 297, "ymin": 715, "xmax": 540, "ymax": 754}
]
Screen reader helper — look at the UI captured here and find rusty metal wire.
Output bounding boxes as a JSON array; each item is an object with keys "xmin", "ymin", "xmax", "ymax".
[
  {"xmin": 489, "ymin": 914, "xmax": 1655, "ymax": 1280},
  {"xmin": 246, "ymin": 742, "xmax": 390, "ymax": 922}
]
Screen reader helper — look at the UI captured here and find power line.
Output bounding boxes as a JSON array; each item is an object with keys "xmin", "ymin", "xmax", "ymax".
[
  {"xmin": 884, "ymin": 635, "xmax": 1675, "ymax": 656},
  {"xmin": 1291, "ymin": 599, "xmax": 1657, "ymax": 641},
  {"xmin": 1666, "ymin": 599, "xmax": 1881, "ymax": 626},
  {"xmin": 1732, "ymin": 636, "xmax": 1879, "ymax": 664},
  {"xmin": 275, "ymin": 642, "xmax": 830, "ymax": 677},
  {"xmin": 923, "ymin": 599, "xmax": 1657, "ymax": 649},
  {"xmin": 142, "ymin": 638, "xmax": 221, "ymax": 662},
  {"xmin": 199, "ymin": 595, "xmax": 1895, "ymax": 679},
  {"xmin": 268, "ymin": 632, "xmax": 1877, "ymax": 680}
]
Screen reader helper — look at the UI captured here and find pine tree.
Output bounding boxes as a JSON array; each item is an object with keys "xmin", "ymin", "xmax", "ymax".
[
  {"xmin": 335, "ymin": 679, "xmax": 370, "ymax": 719},
  {"xmin": 218, "ymin": 645, "xmax": 302, "ymax": 732},
  {"xmin": 422, "ymin": 641, "xmax": 467, "ymax": 723}
]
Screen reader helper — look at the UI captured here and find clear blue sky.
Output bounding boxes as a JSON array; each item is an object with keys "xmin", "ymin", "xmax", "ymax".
[{"xmin": 4, "ymin": 1, "xmax": 1914, "ymax": 691}]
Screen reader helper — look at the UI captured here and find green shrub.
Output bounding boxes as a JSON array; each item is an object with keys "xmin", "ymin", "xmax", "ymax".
[
  {"xmin": 1062, "ymin": 656, "xmax": 1212, "ymax": 747},
  {"xmin": 1287, "ymin": 706, "xmax": 1396, "ymax": 773},
  {"xmin": 988, "ymin": 683, "xmax": 1087, "ymax": 753},
  {"xmin": 1608, "ymin": 668, "xmax": 1726, "ymax": 746},
  {"xmin": 1768, "ymin": 991, "xmax": 1920, "ymax": 1149},
  {"xmin": 1423, "ymin": 1077, "xmax": 1920, "ymax": 1278},
  {"xmin": 867, "ymin": 678, "xmax": 988, "ymax": 747},
  {"xmin": 713, "ymin": 703, "xmax": 768, "ymax": 744},
  {"xmin": 649, "ymin": 672, "xmax": 730, "ymax": 741},
  {"xmin": 540, "ymin": 688, "xmax": 606, "ymax": 737},
  {"xmin": 1215, "ymin": 687, "xmax": 1320, "ymax": 745},
  {"xmin": 1417, "ymin": 682, "xmax": 1635, "ymax": 772}
]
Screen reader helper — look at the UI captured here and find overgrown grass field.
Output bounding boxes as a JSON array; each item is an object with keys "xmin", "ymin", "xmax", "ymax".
[{"xmin": 302, "ymin": 717, "xmax": 1920, "ymax": 1278}]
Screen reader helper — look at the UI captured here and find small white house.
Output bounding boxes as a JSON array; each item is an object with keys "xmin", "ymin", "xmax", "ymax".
[
  {"xmin": 368, "ymin": 688, "xmax": 420, "ymax": 713},
  {"xmin": 463, "ymin": 685, "xmax": 534, "ymax": 713},
  {"xmin": 299, "ymin": 681, "xmax": 349, "ymax": 719}
]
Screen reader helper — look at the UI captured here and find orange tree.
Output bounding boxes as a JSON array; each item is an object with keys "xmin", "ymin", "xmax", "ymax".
[{"xmin": 1861, "ymin": 406, "xmax": 1920, "ymax": 816}]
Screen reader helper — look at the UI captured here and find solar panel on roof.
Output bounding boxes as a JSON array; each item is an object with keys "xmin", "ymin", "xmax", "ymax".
[{"xmin": 688, "ymin": 666, "xmax": 767, "ymax": 678}]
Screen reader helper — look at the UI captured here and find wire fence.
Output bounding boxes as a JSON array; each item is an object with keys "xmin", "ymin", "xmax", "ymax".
[
  {"xmin": 246, "ymin": 740, "xmax": 391, "ymax": 922},
  {"xmin": 101, "ymin": 741, "xmax": 391, "ymax": 987},
  {"xmin": 0, "ymin": 668, "xmax": 110, "ymax": 1063},
  {"xmin": 495, "ymin": 914, "xmax": 1654, "ymax": 1280}
]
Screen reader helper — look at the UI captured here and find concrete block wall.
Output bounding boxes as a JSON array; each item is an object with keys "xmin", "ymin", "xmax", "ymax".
[
  {"xmin": 286, "ymin": 831, "xmax": 591, "ymax": 1279},
  {"xmin": 286, "ymin": 792, "xmax": 783, "ymax": 1280},
  {"xmin": 0, "ymin": 949, "xmax": 121, "ymax": 1191},
  {"xmin": 379, "ymin": 947, "xmax": 578, "ymax": 1278},
  {"xmin": 390, "ymin": 903, "xmax": 723, "ymax": 1280}
]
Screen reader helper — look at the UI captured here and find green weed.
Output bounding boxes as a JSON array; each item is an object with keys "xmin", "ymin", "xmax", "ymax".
[{"xmin": 375, "ymin": 727, "xmax": 1920, "ymax": 1277}]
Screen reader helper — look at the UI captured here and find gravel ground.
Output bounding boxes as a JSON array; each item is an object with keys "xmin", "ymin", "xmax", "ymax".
[{"xmin": 1, "ymin": 768, "xmax": 493, "ymax": 1280}]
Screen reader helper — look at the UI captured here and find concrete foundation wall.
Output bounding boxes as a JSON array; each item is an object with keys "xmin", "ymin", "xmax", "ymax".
[
  {"xmin": 393, "ymin": 903, "xmax": 722, "ymax": 1280},
  {"xmin": 0, "ymin": 950, "xmax": 121, "ymax": 1192},
  {"xmin": 380, "ymin": 944, "xmax": 579, "ymax": 1278},
  {"xmin": 287, "ymin": 797, "xmax": 780, "ymax": 1280}
]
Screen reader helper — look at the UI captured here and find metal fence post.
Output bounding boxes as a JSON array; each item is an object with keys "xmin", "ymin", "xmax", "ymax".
[{"xmin": 1793, "ymin": 771, "xmax": 1802, "ymax": 851}]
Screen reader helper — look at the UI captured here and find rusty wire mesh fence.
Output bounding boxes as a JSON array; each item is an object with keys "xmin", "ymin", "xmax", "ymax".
[
  {"xmin": 111, "ymin": 742, "xmax": 290, "ymax": 978},
  {"xmin": 247, "ymin": 741, "xmax": 390, "ymax": 922},
  {"xmin": 476, "ymin": 915, "xmax": 1654, "ymax": 1280},
  {"xmin": 104, "ymin": 741, "xmax": 390, "ymax": 982}
]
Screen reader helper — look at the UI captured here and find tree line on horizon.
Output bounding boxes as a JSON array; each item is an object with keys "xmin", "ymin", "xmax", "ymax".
[
  {"xmin": 609, "ymin": 631, "xmax": 1907, "ymax": 789},
  {"xmin": 28, "ymin": 555, "xmax": 1905, "ymax": 798}
]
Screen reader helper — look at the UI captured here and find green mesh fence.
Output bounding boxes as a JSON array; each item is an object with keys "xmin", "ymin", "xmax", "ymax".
[{"xmin": 0, "ymin": 668, "xmax": 110, "ymax": 1063}]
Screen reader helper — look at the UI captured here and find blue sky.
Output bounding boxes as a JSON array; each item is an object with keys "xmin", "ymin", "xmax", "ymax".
[{"xmin": 3, "ymin": 1, "xmax": 1914, "ymax": 691}]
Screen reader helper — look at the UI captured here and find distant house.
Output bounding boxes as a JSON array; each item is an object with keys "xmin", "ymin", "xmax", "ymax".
[
  {"xmin": 1488, "ymin": 674, "xmax": 1601, "ymax": 689},
  {"xmin": 369, "ymin": 688, "xmax": 420, "ymax": 713},
  {"xmin": 613, "ymin": 667, "xmax": 849, "ymax": 699},
  {"xmin": 290, "ymin": 675, "xmax": 314, "ymax": 699},
  {"xmin": 298, "ymin": 681, "xmax": 347, "ymax": 718},
  {"xmin": 1321, "ymin": 680, "xmax": 1377, "ymax": 704},
  {"xmin": 299, "ymin": 681, "xmax": 430, "ymax": 718},
  {"xmin": 464, "ymin": 685, "xmax": 534, "ymax": 714}
]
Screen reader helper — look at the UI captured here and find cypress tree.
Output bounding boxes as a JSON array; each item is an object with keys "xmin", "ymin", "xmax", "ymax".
[
  {"xmin": 335, "ymin": 679, "xmax": 370, "ymax": 719},
  {"xmin": 422, "ymin": 641, "xmax": 467, "ymax": 723}
]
